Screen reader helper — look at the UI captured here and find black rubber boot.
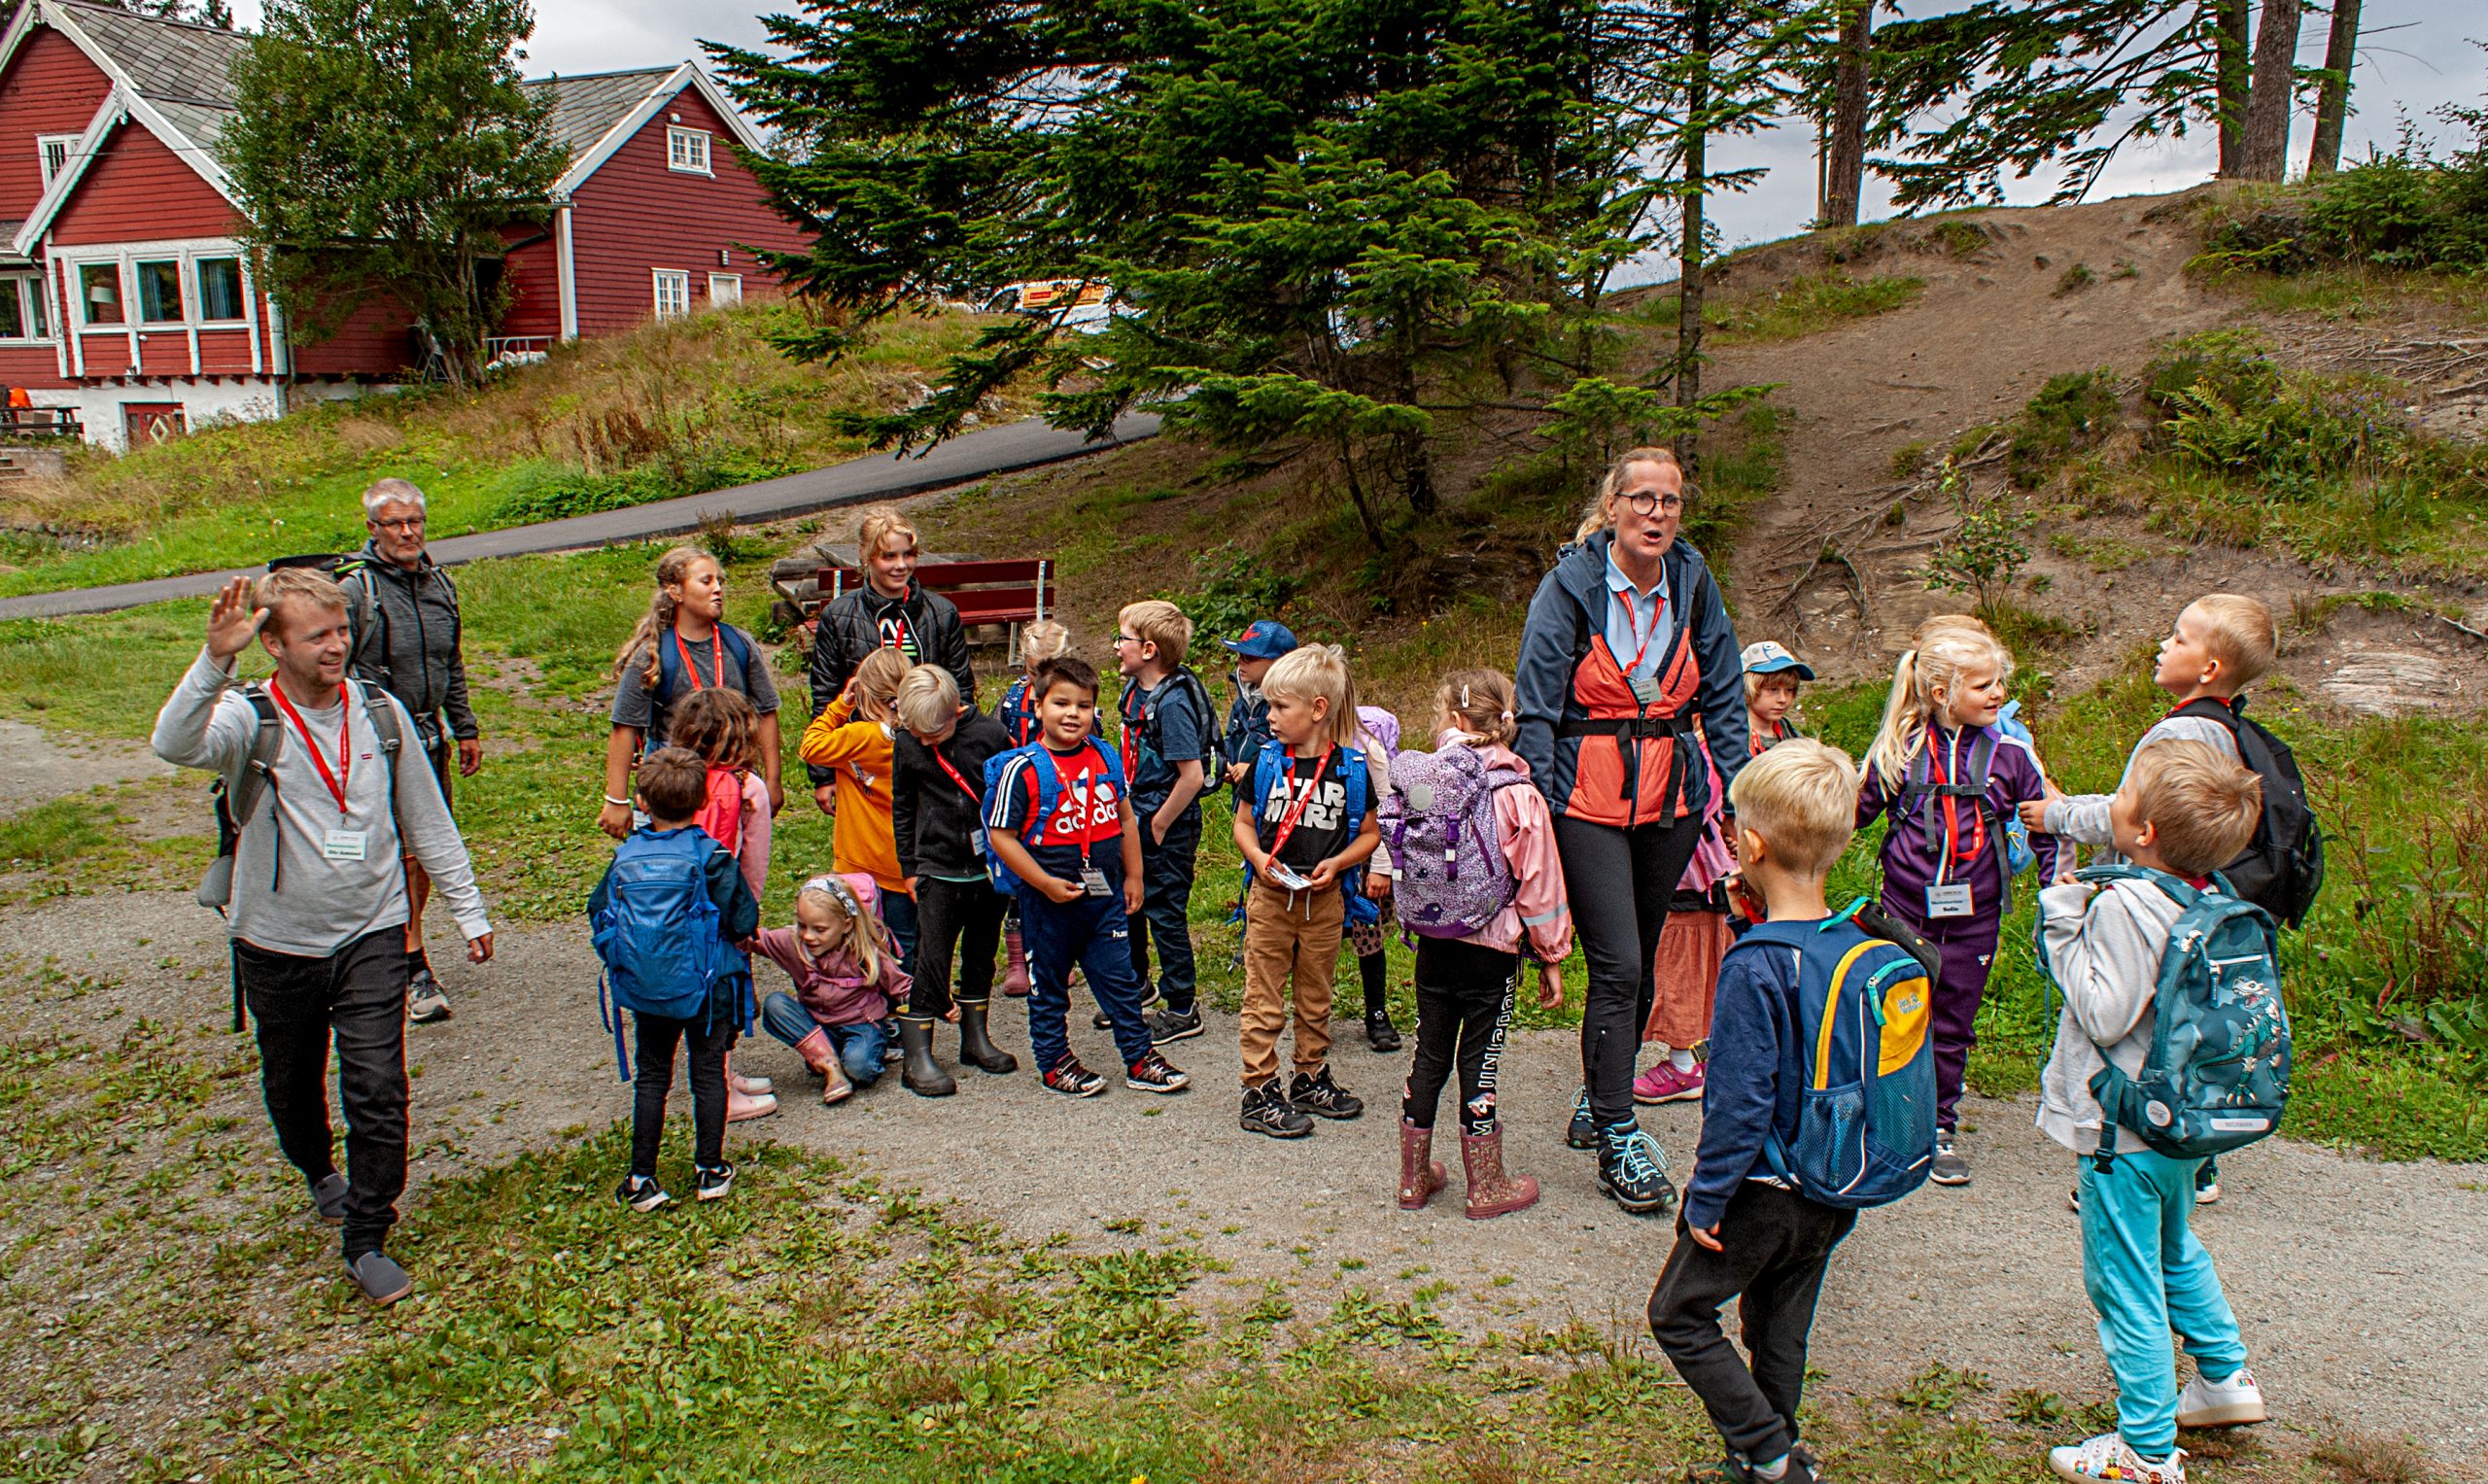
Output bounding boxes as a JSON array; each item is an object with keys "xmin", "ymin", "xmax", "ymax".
[
  {"xmin": 896, "ymin": 1014, "xmax": 957, "ymax": 1097},
  {"xmin": 955, "ymin": 998, "xmax": 1018, "ymax": 1075}
]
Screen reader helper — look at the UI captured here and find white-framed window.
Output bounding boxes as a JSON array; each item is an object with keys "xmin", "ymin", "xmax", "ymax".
[
  {"xmin": 666, "ymin": 126, "xmax": 711, "ymax": 175},
  {"xmin": 37, "ymin": 133, "xmax": 78, "ymax": 186},
  {"xmin": 652, "ymin": 269, "xmax": 691, "ymax": 319},
  {"xmin": 707, "ymin": 273, "xmax": 742, "ymax": 308},
  {"xmin": 0, "ymin": 273, "xmax": 50, "ymax": 340},
  {"xmin": 195, "ymin": 257, "xmax": 246, "ymax": 322},
  {"xmin": 135, "ymin": 259, "xmax": 185, "ymax": 323},
  {"xmin": 79, "ymin": 262, "xmax": 123, "ymax": 326}
]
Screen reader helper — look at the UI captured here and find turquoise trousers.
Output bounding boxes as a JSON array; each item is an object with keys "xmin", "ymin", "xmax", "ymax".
[{"xmin": 2077, "ymin": 1145, "xmax": 2251, "ymax": 1456}]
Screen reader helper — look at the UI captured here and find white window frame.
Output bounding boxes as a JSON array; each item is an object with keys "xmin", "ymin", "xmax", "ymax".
[
  {"xmin": 133, "ymin": 258, "xmax": 186, "ymax": 325},
  {"xmin": 707, "ymin": 272, "xmax": 742, "ymax": 308},
  {"xmin": 652, "ymin": 269, "xmax": 691, "ymax": 320},
  {"xmin": 77, "ymin": 261, "xmax": 126, "ymax": 327},
  {"xmin": 0, "ymin": 273, "xmax": 52, "ymax": 343},
  {"xmin": 666, "ymin": 126, "xmax": 711, "ymax": 176},
  {"xmin": 192, "ymin": 256, "xmax": 249, "ymax": 326},
  {"xmin": 37, "ymin": 133, "xmax": 78, "ymax": 186},
  {"xmin": 55, "ymin": 239, "xmax": 267, "ymax": 379}
]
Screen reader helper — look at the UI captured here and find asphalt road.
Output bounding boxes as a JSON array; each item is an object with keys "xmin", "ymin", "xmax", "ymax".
[{"xmin": 0, "ymin": 411, "xmax": 1161, "ymax": 620}]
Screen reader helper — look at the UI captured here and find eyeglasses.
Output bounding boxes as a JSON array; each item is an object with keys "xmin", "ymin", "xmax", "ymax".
[
  {"xmin": 1622, "ymin": 493, "xmax": 1685, "ymax": 517},
  {"xmin": 371, "ymin": 516, "xmax": 426, "ymax": 533},
  {"xmin": 1115, "ymin": 634, "xmax": 1143, "ymax": 646}
]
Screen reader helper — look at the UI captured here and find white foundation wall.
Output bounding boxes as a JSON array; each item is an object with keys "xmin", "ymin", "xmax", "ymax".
[{"xmin": 30, "ymin": 378, "xmax": 291, "ymax": 452}]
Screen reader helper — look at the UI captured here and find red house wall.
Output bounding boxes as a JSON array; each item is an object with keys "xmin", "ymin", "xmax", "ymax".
[
  {"xmin": 565, "ymin": 86, "xmax": 802, "ymax": 334},
  {"xmin": 287, "ymin": 292, "xmax": 415, "ymax": 377},
  {"xmin": 198, "ymin": 326, "xmax": 256, "ymax": 375},
  {"xmin": 50, "ymin": 123, "xmax": 236, "ymax": 244},
  {"xmin": 0, "ymin": 343, "xmax": 60, "ymax": 385},
  {"xmin": 499, "ymin": 227, "xmax": 561, "ymax": 340},
  {"xmin": 0, "ymin": 28, "xmax": 113, "ymax": 224}
]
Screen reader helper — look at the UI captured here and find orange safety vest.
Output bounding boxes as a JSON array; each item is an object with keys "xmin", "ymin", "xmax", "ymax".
[{"xmin": 1556, "ymin": 620, "xmax": 1702, "ymax": 828}]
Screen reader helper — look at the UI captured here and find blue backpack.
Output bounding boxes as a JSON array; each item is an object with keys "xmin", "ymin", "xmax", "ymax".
[
  {"xmin": 654, "ymin": 623, "xmax": 756, "ymax": 707},
  {"xmin": 589, "ymin": 828, "xmax": 750, "ymax": 1079},
  {"xmin": 2037, "ymin": 866, "xmax": 2292, "ymax": 1161},
  {"xmin": 979, "ymin": 739, "xmax": 1127, "ymax": 895},
  {"xmin": 1726, "ymin": 903, "xmax": 1939, "ymax": 1209},
  {"xmin": 1244, "ymin": 739, "xmax": 1371, "ymax": 910}
]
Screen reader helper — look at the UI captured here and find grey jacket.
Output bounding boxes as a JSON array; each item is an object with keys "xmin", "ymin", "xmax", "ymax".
[
  {"xmin": 341, "ymin": 541, "xmax": 476, "ymax": 742},
  {"xmin": 2042, "ymin": 714, "xmax": 2236, "ymax": 866},
  {"xmin": 2035, "ymin": 877, "xmax": 2182, "ymax": 1155}
]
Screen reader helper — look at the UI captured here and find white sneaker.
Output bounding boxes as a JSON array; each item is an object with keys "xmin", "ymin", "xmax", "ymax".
[
  {"xmin": 2194, "ymin": 1180, "xmax": 2221, "ymax": 1206},
  {"xmin": 2175, "ymin": 1366, "xmax": 2265, "ymax": 1429},
  {"xmin": 2048, "ymin": 1433, "xmax": 2184, "ymax": 1483}
]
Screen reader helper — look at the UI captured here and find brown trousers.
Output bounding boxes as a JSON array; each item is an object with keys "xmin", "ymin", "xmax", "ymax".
[{"xmin": 1240, "ymin": 880, "xmax": 1344, "ymax": 1085}]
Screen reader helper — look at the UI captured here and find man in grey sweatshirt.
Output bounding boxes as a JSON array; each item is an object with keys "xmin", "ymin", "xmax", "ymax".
[{"xmin": 154, "ymin": 569, "xmax": 494, "ymax": 1305}]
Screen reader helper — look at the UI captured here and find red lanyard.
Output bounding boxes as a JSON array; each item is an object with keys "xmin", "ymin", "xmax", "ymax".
[
  {"xmin": 1928, "ymin": 736, "xmax": 1985, "ymax": 869},
  {"xmin": 932, "ymin": 749, "xmax": 981, "ymax": 804},
  {"xmin": 1265, "ymin": 747, "xmax": 1331, "ymax": 860},
  {"xmin": 1120, "ymin": 686, "xmax": 1149, "ymax": 778},
  {"xmin": 674, "ymin": 627, "xmax": 722, "ymax": 689},
  {"xmin": 1611, "ymin": 585, "xmax": 1668, "ymax": 675},
  {"xmin": 269, "ymin": 684, "xmax": 351, "ymax": 816}
]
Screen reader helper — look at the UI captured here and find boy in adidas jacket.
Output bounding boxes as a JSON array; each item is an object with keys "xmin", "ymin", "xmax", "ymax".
[
  {"xmin": 2035, "ymin": 740, "xmax": 2267, "ymax": 1484},
  {"xmin": 1647, "ymin": 741, "xmax": 1862, "ymax": 1484}
]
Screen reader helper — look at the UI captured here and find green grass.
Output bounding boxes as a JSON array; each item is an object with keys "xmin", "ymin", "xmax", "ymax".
[
  {"xmin": 1711, "ymin": 270, "xmax": 1924, "ymax": 345},
  {"xmin": 0, "ymin": 797, "xmax": 108, "ymax": 867}
]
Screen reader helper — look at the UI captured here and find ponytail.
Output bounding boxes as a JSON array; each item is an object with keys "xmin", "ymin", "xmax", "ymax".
[{"xmin": 1863, "ymin": 618, "xmax": 2015, "ymax": 784}]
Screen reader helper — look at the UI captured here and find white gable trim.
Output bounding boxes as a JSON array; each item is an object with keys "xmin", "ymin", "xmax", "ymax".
[
  {"xmin": 12, "ymin": 88, "xmax": 126, "ymax": 258},
  {"xmin": 549, "ymin": 61, "xmax": 770, "ymax": 199},
  {"xmin": 0, "ymin": 2, "xmax": 42, "ymax": 79}
]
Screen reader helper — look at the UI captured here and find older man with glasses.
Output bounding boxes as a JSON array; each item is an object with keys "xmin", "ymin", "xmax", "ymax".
[{"xmin": 339, "ymin": 478, "xmax": 482, "ymax": 1026}]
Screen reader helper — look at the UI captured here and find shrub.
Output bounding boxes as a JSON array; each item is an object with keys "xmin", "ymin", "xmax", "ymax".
[
  {"xmin": 1921, "ymin": 464, "xmax": 2033, "ymax": 616},
  {"xmin": 2007, "ymin": 369, "xmax": 2121, "ymax": 488}
]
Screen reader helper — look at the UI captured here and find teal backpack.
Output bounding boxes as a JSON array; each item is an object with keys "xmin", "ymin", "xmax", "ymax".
[{"xmin": 2038, "ymin": 865, "xmax": 2292, "ymax": 1162}]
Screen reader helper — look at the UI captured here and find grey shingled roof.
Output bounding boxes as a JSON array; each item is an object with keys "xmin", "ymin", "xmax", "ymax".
[{"xmin": 525, "ymin": 67, "xmax": 681, "ymax": 161}]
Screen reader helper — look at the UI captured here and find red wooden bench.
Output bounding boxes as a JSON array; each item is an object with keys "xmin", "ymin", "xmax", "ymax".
[{"xmin": 813, "ymin": 558, "xmax": 1052, "ymax": 661}]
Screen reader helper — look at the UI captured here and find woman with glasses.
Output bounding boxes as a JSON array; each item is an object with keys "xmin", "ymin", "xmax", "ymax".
[{"xmin": 1512, "ymin": 446, "xmax": 1752, "ymax": 1216}]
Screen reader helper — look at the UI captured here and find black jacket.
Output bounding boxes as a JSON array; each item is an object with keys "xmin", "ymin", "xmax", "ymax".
[
  {"xmin": 892, "ymin": 711, "xmax": 1015, "ymax": 880},
  {"xmin": 340, "ymin": 540, "xmax": 475, "ymax": 742},
  {"xmin": 807, "ymin": 580, "xmax": 975, "ymax": 786}
]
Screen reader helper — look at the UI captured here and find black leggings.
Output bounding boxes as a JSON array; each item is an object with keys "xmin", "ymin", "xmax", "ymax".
[
  {"xmin": 1401, "ymin": 938, "xmax": 1519, "ymax": 1136},
  {"xmin": 631, "ymin": 1011, "xmax": 731, "ymax": 1179},
  {"xmin": 912, "ymin": 876, "xmax": 1007, "ymax": 1018},
  {"xmin": 1556, "ymin": 811, "xmax": 1707, "ymax": 1129}
]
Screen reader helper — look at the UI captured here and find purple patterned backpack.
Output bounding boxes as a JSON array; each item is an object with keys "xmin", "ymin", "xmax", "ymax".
[{"xmin": 1383, "ymin": 742, "xmax": 1528, "ymax": 939}]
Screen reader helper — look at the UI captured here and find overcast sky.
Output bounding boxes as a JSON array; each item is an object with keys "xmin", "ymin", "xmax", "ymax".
[{"xmin": 235, "ymin": 0, "xmax": 2487, "ymax": 272}]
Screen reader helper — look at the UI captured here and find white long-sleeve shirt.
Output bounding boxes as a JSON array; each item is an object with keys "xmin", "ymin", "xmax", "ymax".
[
  {"xmin": 2035, "ymin": 877, "xmax": 2185, "ymax": 1155},
  {"xmin": 154, "ymin": 647, "xmax": 491, "ymax": 957},
  {"xmin": 2042, "ymin": 713, "xmax": 2237, "ymax": 864}
]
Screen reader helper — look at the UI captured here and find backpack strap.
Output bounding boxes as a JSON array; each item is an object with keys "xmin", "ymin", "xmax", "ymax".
[
  {"xmin": 222, "ymin": 687, "xmax": 284, "ymax": 1031},
  {"xmin": 335, "ymin": 560, "xmax": 389, "ymax": 684},
  {"xmin": 354, "ymin": 680, "xmax": 411, "ymax": 860}
]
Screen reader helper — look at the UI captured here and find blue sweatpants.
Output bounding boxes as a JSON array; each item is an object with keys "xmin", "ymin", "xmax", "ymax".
[
  {"xmin": 2077, "ymin": 1146, "xmax": 2251, "ymax": 1456},
  {"xmin": 758, "ymin": 992, "xmax": 888, "ymax": 1087},
  {"xmin": 1019, "ymin": 884, "xmax": 1153, "ymax": 1074}
]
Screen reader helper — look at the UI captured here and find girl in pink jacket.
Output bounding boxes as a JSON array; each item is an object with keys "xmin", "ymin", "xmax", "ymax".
[{"xmin": 1396, "ymin": 669, "xmax": 1573, "ymax": 1221}]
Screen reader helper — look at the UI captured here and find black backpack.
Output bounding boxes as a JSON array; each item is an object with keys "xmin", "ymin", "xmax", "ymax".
[
  {"xmin": 1125, "ymin": 666, "xmax": 1227, "ymax": 795},
  {"xmin": 2171, "ymin": 697, "xmax": 2324, "ymax": 929}
]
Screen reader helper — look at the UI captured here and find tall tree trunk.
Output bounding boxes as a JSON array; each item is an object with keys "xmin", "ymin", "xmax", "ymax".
[
  {"xmin": 1821, "ymin": 0, "xmax": 1871, "ymax": 228},
  {"xmin": 2237, "ymin": 0, "xmax": 2302, "ymax": 182},
  {"xmin": 1676, "ymin": 0, "xmax": 1712, "ymax": 468},
  {"xmin": 2209, "ymin": 0, "xmax": 2251, "ymax": 175},
  {"xmin": 2305, "ymin": 0, "xmax": 2361, "ymax": 175}
]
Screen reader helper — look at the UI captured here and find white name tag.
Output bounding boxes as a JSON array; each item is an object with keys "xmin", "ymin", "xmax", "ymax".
[
  {"xmin": 322, "ymin": 829, "xmax": 369, "ymax": 862},
  {"xmin": 1924, "ymin": 882, "xmax": 1974, "ymax": 918},
  {"xmin": 1630, "ymin": 674, "xmax": 1663, "ymax": 705},
  {"xmin": 1080, "ymin": 867, "xmax": 1112, "ymax": 898}
]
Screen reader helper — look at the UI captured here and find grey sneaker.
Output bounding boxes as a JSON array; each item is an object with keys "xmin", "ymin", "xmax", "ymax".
[
  {"xmin": 1930, "ymin": 1133, "xmax": 1970, "ymax": 1187},
  {"xmin": 406, "ymin": 970, "xmax": 452, "ymax": 1025},
  {"xmin": 309, "ymin": 1171, "xmax": 348, "ymax": 1224},
  {"xmin": 346, "ymin": 1251, "xmax": 413, "ymax": 1305},
  {"xmin": 1146, "ymin": 1004, "xmax": 1204, "ymax": 1044}
]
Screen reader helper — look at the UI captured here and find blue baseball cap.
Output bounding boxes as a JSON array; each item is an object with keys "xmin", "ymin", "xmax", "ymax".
[
  {"xmin": 1741, "ymin": 640, "xmax": 1815, "ymax": 680},
  {"xmin": 1222, "ymin": 619, "xmax": 1299, "ymax": 659}
]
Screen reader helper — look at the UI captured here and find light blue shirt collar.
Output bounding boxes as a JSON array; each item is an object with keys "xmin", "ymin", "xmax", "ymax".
[{"xmin": 1603, "ymin": 546, "xmax": 1673, "ymax": 682}]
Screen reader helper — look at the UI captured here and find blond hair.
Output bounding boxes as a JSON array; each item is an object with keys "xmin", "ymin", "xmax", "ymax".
[
  {"xmin": 1572, "ymin": 445, "xmax": 1684, "ymax": 543},
  {"xmin": 1262, "ymin": 643, "xmax": 1362, "ymax": 750},
  {"xmin": 1744, "ymin": 670, "xmax": 1801, "ymax": 705},
  {"xmin": 1019, "ymin": 619, "xmax": 1071, "ymax": 667},
  {"xmin": 2189, "ymin": 594, "xmax": 2277, "ymax": 691},
  {"xmin": 612, "ymin": 545, "xmax": 720, "ymax": 687},
  {"xmin": 795, "ymin": 874, "xmax": 898, "ymax": 984},
  {"xmin": 1730, "ymin": 739, "xmax": 1860, "ymax": 877},
  {"xmin": 2125, "ymin": 738, "xmax": 2263, "ymax": 877},
  {"xmin": 254, "ymin": 567, "xmax": 349, "ymax": 639},
  {"xmin": 851, "ymin": 646, "xmax": 912, "ymax": 723},
  {"xmin": 1119, "ymin": 599, "xmax": 1192, "ymax": 668},
  {"xmin": 672, "ymin": 687, "xmax": 760, "ymax": 773},
  {"xmin": 1436, "ymin": 669, "xmax": 1518, "ymax": 749},
  {"xmin": 894, "ymin": 663, "xmax": 962, "ymax": 735},
  {"xmin": 855, "ymin": 506, "xmax": 919, "ymax": 563},
  {"xmin": 1865, "ymin": 617, "xmax": 2015, "ymax": 784}
]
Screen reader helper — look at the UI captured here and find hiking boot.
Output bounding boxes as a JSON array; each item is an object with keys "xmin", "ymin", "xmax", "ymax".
[
  {"xmin": 346, "ymin": 1251, "xmax": 414, "ymax": 1305},
  {"xmin": 1146, "ymin": 1003, "xmax": 1204, "ymax": 1044},
  {"xmin": 695, "ymin": 1162, "xmax": 735, "ymax": 1202},
  {"xmin": 405, "ymin": 970, "xmax": 451, "ymax": 1025},
  {"xmin": 956, "ymin": 998, "xmax": 1019, "ymax": 1075},
  {"xmin": 1240, "ymin": 1079, "xmax": 1312, "ymax": 1138},
  {"xmin": 794, "ymin": 1027, "xmax": 853, "ymax": 1105},
  {"xmin": 1124, "ymin": 1050, "xmax": 1191, "ymax": 1094},
  {"xmin": 614, "ymin": 1174, "xmax": 670, "ymax": 1214},
  {"xmin": 2175, "ymin": 1367, "xmax": 2265, "ymax": 1429},
  {"xmin": 725, "ymin": 1081, "xmax": 779, "ymax": 1122},
  {"xmin": 2048, "ymin": 1434, "xmax": 2184, "ymax": 1483},
  {"xmin": 309, "ymin": 1171, "xmax": 348, "ymax": 1225},
  {"xmin": 1460, "ymin": 1126, "xmax": 1541, "ymax": 1220},
  {"xmin": 1290, "ymin": 1064, "xmax": 1364, "ymax": 1121},
  {"xmin": 896, "ymin": 1014, "xmax": 958, "ymax": 1097},
  {"xmin": 1566, "ymin": 1087, "xmax": 1597, "ymax": 1150},
  {"xmin": 1398, "ymin": 1120, "xmax": 1448, "ymax": 1211},
  {"xmin": 1044, "ymin": 1054, "xmax": 1108, "ymax": 1099},
  {"xmin": 1596, "ymin": 1122, "xmax": 1676, "ymax": 1214},
  {"xmin": 1095, "ymin": 984, "xmax": 1158, "ymax": 1029},
  {"xmin": 1002, "ymin": 927, "xmax": 1032, "ymax": 997},
  {"xmin": 1929, "ymin": 1132, "xmax": 1970, "ymax": 1187},
  {"xmin": 1634, "ymin": 1060, "xmax": 1706, "ymax": 1105},
  {"xmin": 1365, "ymin": 1008, "xmax": 1401, "ymax": 1053}
]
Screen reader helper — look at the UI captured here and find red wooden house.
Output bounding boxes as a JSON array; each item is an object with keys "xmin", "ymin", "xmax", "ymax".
[{"xmin": 0, "ymin": 0, "xmax": 804, "ymax": 450}]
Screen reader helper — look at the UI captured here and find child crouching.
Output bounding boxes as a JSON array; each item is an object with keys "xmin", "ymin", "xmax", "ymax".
[{"xmin": 754, "ymin": 874, "xmax": 911, "ymax": 1104}]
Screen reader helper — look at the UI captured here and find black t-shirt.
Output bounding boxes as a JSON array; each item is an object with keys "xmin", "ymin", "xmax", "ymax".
[{"xmin": 1238, "ymin": 747, "xmax": 1354, "ymax": 876}]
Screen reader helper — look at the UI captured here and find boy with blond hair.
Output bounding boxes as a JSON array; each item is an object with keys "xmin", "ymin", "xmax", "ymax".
[
  {"xmin": 2037, "ymin": 739, "xmax": 2270, "ymax": 1484},
  {"xmin": 1113, "ymin": 598, "xmax": 1218, "ymax": 1043}
]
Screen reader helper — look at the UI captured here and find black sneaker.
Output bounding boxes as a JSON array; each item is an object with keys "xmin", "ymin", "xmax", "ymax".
[
  {"xmin": 1125, "ymin": 1050, "xmax": 1191, "ymax": 1094},
  {"xmin": 345, "ymin": 1251, "xmax": 413, "ymax": 1305},
  {"xmin": 1597, "ymin": 1122, "xmax": 1677, "ymax": 1214},
  {"xmin": 1289, "ymin": 1064, "xmax": 1365, "ymax": 1121},
  {"xmin": 1365, "ymin": 1008, "xmax": 1401, "ymax": 1053},
  {"xmin": 1095, "ymin": 984, "xmax": 1161, "ymax": 1030},
  {"xmin": 614, "ymin": 1174, "xmax": 671, "ymax": 1213},
  {"xmin": 695, "ymin": 1162, "xmax": 734, "ymax": 1202},
  {"xmin": 1567, "ymin": 1087, "xmax": 1598, "ymax": 1150},
  {"xmin": 1240, "ymin": 1079, "xmax": 1312, "ymax": 1138},
  {"xmin": 1146, "ymin": 1004, "xmax": 1204, "ymax": 1044},
  {"xmin": 1930, "ymin": 1132, "xmax": 1970, "ymax": 1187},
  {"xmin": 1044, "ymin": 1055, "xmax": 1109, "ymax": 1098}
]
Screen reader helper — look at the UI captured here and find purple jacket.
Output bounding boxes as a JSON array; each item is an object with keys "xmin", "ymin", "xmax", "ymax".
[{"xmin": 1858, "ymin": 722, "xmax": 2057, "ymax": 922}]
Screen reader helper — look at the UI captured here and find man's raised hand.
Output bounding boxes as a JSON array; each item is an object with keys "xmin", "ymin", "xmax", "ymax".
[{"xmin": 206, "ymin": 575, "xmax": 268, "ymax": 662}]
